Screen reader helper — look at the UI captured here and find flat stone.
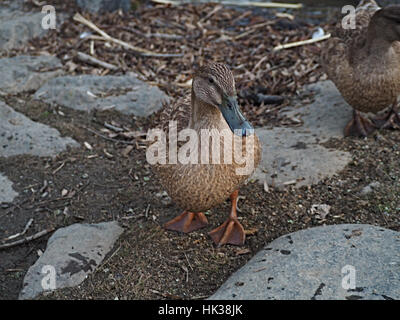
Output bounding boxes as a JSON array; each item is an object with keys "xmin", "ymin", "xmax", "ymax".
[
  {"xmin": 19, "ymin": 221, "xmax": 124, "ymax": 300},
  {"xmin": 76, "ymin": 0, "xmax": 131, "ymax": 13},
  {"xmin": 0, "ymin": 6, "xmax": 53, "ymax": 51},
  {"xmin": 0, "ymin": 101, "xmax": 79, "ymax": 157},
  {"xmin": 209, "ymin": 224, "xmax": 400, "ymax": 300},
  {"xmin": 253, "ymin": 80, "xmax": 352, "ymax": 187},
  {"xmin": 0, "ymin": 55, "xmax": 63, "ymax": 94},
  {"xmin": 282, "ymin": 80, "xmax": 353, "ymax": 141},
  {"xmin": 34, "ymin": 74, "xmax": 169, "ymax": 117},
  {"xmin": 0, "ymin": 173, "xmax": 18, "ymax": 203}
]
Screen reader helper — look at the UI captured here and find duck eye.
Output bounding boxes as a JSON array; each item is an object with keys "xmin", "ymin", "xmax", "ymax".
[{"xmin": 208, "ymin": 77, "xmax": 214, "ymax": 84}]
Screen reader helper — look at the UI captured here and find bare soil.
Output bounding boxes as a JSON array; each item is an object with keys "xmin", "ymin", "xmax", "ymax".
[{"xmin": 1, "ymin": 89, "xmax": 400, "ymax": 300}]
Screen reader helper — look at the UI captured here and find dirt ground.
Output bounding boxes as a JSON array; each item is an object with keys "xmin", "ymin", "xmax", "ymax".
[
  {"xmin": 1, "ymin": 1, "xmax": 400, "ymax": 300},
  {"xmin": 2, "ymin": 89, "xmax": 400, "ymax": 300}
]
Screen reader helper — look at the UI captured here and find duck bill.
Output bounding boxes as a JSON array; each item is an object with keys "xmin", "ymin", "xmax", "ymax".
[{"xmin": 218, "ymin": 96, "xmax": 254, "ymax": 136}]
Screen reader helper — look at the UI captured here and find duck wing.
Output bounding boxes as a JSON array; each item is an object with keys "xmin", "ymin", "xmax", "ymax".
[
  {"xmin": 158, "ymin": 95, "xmax": 191, "ymax": 134},
  {"xmin": 321, "ymin": 0, "xmax": 380, "ymax": 81},
  {"xmin": 147, "ymin": 94, "xmax": 192, "ymax": 170}
]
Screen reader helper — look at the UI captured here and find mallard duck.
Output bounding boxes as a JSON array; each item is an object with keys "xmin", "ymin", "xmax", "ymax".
[
  {"xmin": 148, "ymin": 63, "xmax": 261, "ymax": 246},
  {"xmin": 321, "ymin": 0, "xmax": 400, "ymax": 137}
]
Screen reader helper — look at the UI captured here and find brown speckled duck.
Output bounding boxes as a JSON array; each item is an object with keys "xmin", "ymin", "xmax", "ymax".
[
  {"xmin": 321, "ymin": 0, "xmax": 400, "ymax": 137},
  {"xmin": 149, "ymin": 63, "xmax": 261, "ymax": 246}
]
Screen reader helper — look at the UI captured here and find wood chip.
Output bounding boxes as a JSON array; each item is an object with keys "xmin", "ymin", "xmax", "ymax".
[
  {"xmin": 103, "ymin": 149, "xmax": 114, "ymax": 159},
  {"xmin": 84, "ymin": 141, "xmax": 93, "ymax": 150},
  {"xmin": 236, "ymin": 248, "xmax": 251, "ymax": 255},
  {"xmin": 245, "ymin": 228, "xmax": 258, "ymax": 236},
  {"xmin": 121, "ymin": 145, "xmax": 134, "ymax": 157}
]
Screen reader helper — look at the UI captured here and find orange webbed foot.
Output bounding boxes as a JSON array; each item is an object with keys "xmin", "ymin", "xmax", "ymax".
[
  {"xmin": 372, "ymin": 105, "xmax": 400, "ymax": 130},
  {"xmin": 209, "ymin": 217, "xmax": 245, "ymax": 247},
  {"xmin": 344, "ymin": 110, "xmax": 376, "ymax": 137},
  {"xmin": 164, "ymin": 211, "xmax": 208, "ymax": 233}
]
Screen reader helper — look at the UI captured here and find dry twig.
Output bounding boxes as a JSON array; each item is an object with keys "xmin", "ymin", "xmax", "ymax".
[
  {"xmin": 85, "ymin": 127, "xmax": 135, "ymax": 145},
  {"xmin": 73, "ymin": 13, "xmax": 183, "ymax": 58},
  {"xmin": 76, "ymin": 51, "xmax": 119, "ymax": 70},
  {"xmin": 119, "ymin": 26, "xmax": 184, "ymax": 40},
  {"xmin": 2, "ymin": 218, "xmax": 34, "ymax": 241},
  {"xmin": 273, "ymin": 34, "xmax": 331, "ymax": 51},
  {"xmin": 52, "ymin": 161, "xmax": 65, "ymax": 175},
  {"xmin": 152, "ymin": 0, "xmax": 303, "ymax": 9},
  {"xmin": 0, "ymin": 228, "xmax": 55, "ymax": 250}
]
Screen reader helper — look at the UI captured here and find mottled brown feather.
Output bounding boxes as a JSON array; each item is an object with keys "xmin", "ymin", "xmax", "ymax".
[
  {"xmin": 149, "ymin": 64, "xmax": 261, "ymax": 213},
  {"xmin": 321, "ymin": 0, "xmax": 400, "ymax": 114}
]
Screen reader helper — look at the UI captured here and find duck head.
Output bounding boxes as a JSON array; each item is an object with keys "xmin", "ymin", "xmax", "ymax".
[{"xmin": 191, "ymin": 63, "xmax": 253, "ymax": 137}]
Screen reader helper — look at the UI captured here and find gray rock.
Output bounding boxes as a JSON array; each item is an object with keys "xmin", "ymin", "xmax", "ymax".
[
  {"xmin": 0, "ymin": 101, "xmax": 79, "ymax": 157},
  {"xmin": 253, "ymin": 80, "xmax": 352, "ymax": 187},
  {"xmin": 0, "ymin": 173, "xmax": 18, "ymax": 203},
  {"xmin": 0, "ymin": 55, "xmax": 63, "ymax": 94},
  {"xmin": 0, "ymin": 0, "xmax": 24, "ymax": 11},
  {"xmin": 209, "ymin": 224, "xmax": 400, "ymax": 300},
  {"xmin": 282, "ymin": 80, "xmax": 354, "ymax": 141},
  {"xmin": 34, "ymin": 74, "xmax": 169, "ymax": 117},
  {"xmin": 19, "ymin": 221, "xmax": 124, "ymax": 300},
  {"xmin": 0, "ymin": 7, "xmax": 57, "ymax": 51},
  {"xmin": 76, "ymin": 0, "xmax": 131, "ymax": 13}
]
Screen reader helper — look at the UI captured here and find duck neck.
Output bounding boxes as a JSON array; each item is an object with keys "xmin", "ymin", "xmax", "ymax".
[{"xmin": 365, "ymin": 20, "xmax": 395, "ymax": 56}]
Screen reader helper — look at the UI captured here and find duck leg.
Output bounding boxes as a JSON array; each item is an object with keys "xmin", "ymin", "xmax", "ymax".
[
  {"xmin": 371, "ymin": 104, "xmax": 400, "ymax": 130},
  {"xmin": 344, "ymin": 109, "xmax": 376, "ymax": 137},
  {"xmin": 209, "ymin": 190, "xmax": 245, "ymax": 247},
  {"xmin": 164, "ymin": 211, "xmax": 208, "ymax": 233}
]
